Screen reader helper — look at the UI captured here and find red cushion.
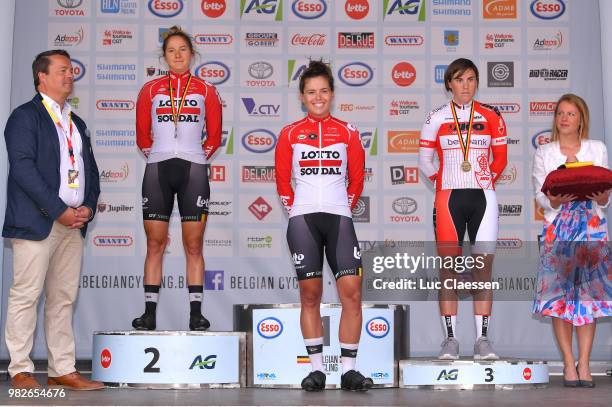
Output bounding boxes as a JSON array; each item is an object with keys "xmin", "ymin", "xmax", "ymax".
[{"xmin": 541, "ymin": 164, "xmax": 612, "ymax": 201}]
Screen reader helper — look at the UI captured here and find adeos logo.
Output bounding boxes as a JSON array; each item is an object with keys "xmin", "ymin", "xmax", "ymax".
[
  {"xmin": 345, "ymin": 0, "xmax": 369, "ymax": 20},
  {"xmin": 292, "ymin": 0, "xmax": 327, "ymax": 19},
  {"xmin": 96, "ymin": 100, "xmax": 135, "ymax": 111},
  {"xmin": 257, "ymin": 317, "xmax": 283, "ymax": 339},
  {"xmin": 100, "ymin": 164, "xmax": 129, "ymax": 183},
  {"xmin": 100, "ymin": 348, "xmax": 112, "ymax": 368},
  {"xmin": 195, "ymin": 61, "xmax": 230, "ymax": 85},
  {"xmin": 530, "ymin": 0, "xmax": 565, "ymax": 20},
  {"xmin": 523, "ymin": 367, "xmax": 532, "ymax": 380},
  {"xmin": 392, "ymin": 62, "xmax": 416, "ymax": 87},
  {"xmin": 71, "ymin": 59, "xmax": 85, "ymax": 82},
  {"xmin": 242, "ymin": 129, "xmax": 277, "ymax": 153},
  {"xmin": 93, "ymin": 235, "xmax": 134, "ymax": 247},
  {"xmin": 532, "ymin": 130, "xmax": 551, "ymax": 148},
  {"xmin": 201, "ymin": 0, "xmax": 226, "ymax": 18},
  {"xmin": 366, "ymin": 316, "xmax": 390, "ymax": 338},
  {"xmin": 53, "ymin": 27, "xmax": 85, "ymax": 47},
  {"xmin": 148, "ymin": 0, "xmax": 183, "ymax": 17},
  {"xmin": 338, "ymin": 62, "xmax": 373, "ymax": 87},
  {"xmin": 388, "ymin": 131, "xmax": 419, "ymax": 153},
  {"xmin": 496, "ymin": 163, "xmax": 517, "ymax": 185}
]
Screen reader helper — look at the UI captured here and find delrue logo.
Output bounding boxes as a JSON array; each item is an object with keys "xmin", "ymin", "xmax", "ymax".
[
  {"xmin": 533, "ymin": 31, "xmax": 563, "ymax": 51},
  {"xmin": 487, "ymin": 62, "xmax": 514, "ymax": 87},
  {"xmin": 195, "ymin": 61, "xmax": 230, "ymax": 85},
  {"xmin": 384, "ymin": 35, "xmax": 424, "ymax": 46},
  {"xmin": 71, "ymin": 59, "xmax": 85, "ymax": 82},
  {"xmin": 242, "ymin": 98, "xmax": 280, "ymax": 118},
  {"xmin": 338, "ymin": 32, "xmax": 375, "ymax": 49},
  {"xmin": 55, "ymin": 0, "xmax": 85, "ymax": 16},
  {"xmin": 93, "ymin": 235, "xmax": 133, "ymax": 247},
  {"xmin": 244, "ymin": 32, "xmax": 279, "ymax": 47},
  {"xmin": 240, "ymin": 0, "xmax": 283, "ymax": 21},
  {"xmin": 248, "ymin": 197, "xmax": 272, "ymax": 220},
  {"xmin": 242, "ymin": 165, "xmax": 276, "ymax": 183},
  {"xmin": 529, "ymin": 101, "xmax": 556, "ymax": 116},
  {"xmin": 389, "ymin": 99, "xmax": 420, "ymax": 117},
  {"xmin": 390, "ymin": 166, "xmax": 419, "ymax": 185},
  {"xmin": 483, "ymin": 0, "xmax": 516, "ymax": 19},
  {"xmin": 201, "ymin": 0, "xmax": 226, "ymax": 18},
  {"xmin": 291, "ymin": 33, "xmax": 327, "ymax": 47},
  {"xmin": 338, "ymin": 62, "xmax": 373, "ymax": 87},
  {"xmin": 484, "ymin": 33, "xmax": 515, "ymax": 49},
  {"xmin": 352, "ymin": 196, "xmax": 370, "ymax": 223},
  {"xmin": 366, "ymin": 317, "xmax": 390, "ymax": 339},
  {"xmin": 204, "ymin": 270, "xmax": 224, "ymax": 290},
  {"xmin": 53, "ymin": 27, "xmax": 84, "ymax": 47},
  {"xmin": 148, "ymin": 0, "xmax": 184, "ymax": 18},
  {"xmin": 257, "ymin": 317, "xmax": 283, "ymax": 339},
  {"xmin": 96, "ymin": 99, "xmax": 135, "ymax": 111},
  {"xmin": 100, "ymin": 163, "xmax": 129, "ymax": 183},
  {"xmin": 528, "ymin": 68, "xmax": 568, "ymax": 81},
  {"xmin": 242, "ymin": 129, "xmax": 277, "ymax": 153},
  {"xmin": 391, "ymin": 62, "xmax": 416, "ymax": 87},
  {"xmin": 384, "ymin": 0, "xmax": 426, "ymax": 21},
  {"xmin": 530, "ymin": 0, "xmax": 565, "ymax": 20},
  {"xmin": 345, "ymin": 0, "xmax": 369, "ymax": 20},
  {"xmin": 194, "ymin": 34, "xmax": 233, "ymax": 45},
  {"xmin": 100, "ymin": 348, "xmax": 112, "ymax": 369},
  {"xmin": 292, "ymin": 0, "xmax": 327, "ymax": 19},
  {"xmin": 387, "ymin": 131, "xmax": 419, "ymax": 153}
]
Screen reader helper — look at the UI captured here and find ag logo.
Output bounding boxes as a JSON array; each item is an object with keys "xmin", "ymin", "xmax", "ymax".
[
  {"xmin": 437, "ymin": 369, "xmax": 458, "ymax": 381},
  {"xmin": 148, "ymin": 0, "xmax": 184, "ymax": 18},
  {"xmin": 257, "ymin": 317, "xmax": 283, "ymax": 339},
  {"xmin": 384, "ymin": 0, "xmax": 426, "ymax": 21},
  {"xmin": 366, "ymin": 316, "xmax": 390, "ymax": 338},
  {"xmin": 241, "ymin": 0, "xmax": 283, "ymax": 21},
  {"xmin": 189, "ymin": 354, "xmax": 217, "ymax": 369}
]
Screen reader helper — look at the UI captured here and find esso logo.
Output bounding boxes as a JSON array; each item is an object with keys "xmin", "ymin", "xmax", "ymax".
[
  {"xmin": 523, "ymin": 367, "xmax": 532, "ymax": 380},
  {"xmin": 531, "ymin": 130, "xmax": 551, "ymax": 148},
  {"xmin": 195, "ymin": 61, "xmax": 230, "ymax": 85},
  {"xmin": 100, "ymin": 348, "xmax": 112, "ymax": 368},
  {"xmin": 530, "ymin": 0, "xmax": 565, "ymax": 20},
  {"xmin": 201, "ymin": 0, "xmax": 226, "ymax": 18},
  {"xmin": 366, "ymin": 316, "xmax": 390, "ymax": 339},
  {"xmin": 148, "ymin": 0, "xmax": 184, "ymax": 18},
  {"xmin": 71, "ymin": 59, "xmax": 85, "ymax": 82},
  {"xmin": 345, "ymin": 0, "xmax": 369, "ymax": 20},
  {"xmin": 391, "ymin": 62, "xmax": 416, "ymax": 87},
  {"xmin": 338, "ymin": 62, "xmax": 373, "ymax": 87},
  {"xmin": 257, "ymin": 317, "xmax": 283, "ymax": 339},
  {"xmin": 242, "ymin": 129, "xmax": 277, "ymax": 153},
  {"xmin": 292, "ymin": 0, "xmax": 327, "ymax": 19}
]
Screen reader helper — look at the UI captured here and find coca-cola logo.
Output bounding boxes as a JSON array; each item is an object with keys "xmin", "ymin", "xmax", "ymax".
[
  {"xmin": 201, "ymin": 0, "xmax": 226, "ymax": 18},
  {"xmin": 392, "ymin": 62, "xmax": 416, "ymax": 87},
  {"xmin": 345, "ymin": 0, "xmax": 369, "ymax": 20},
  {"xmin": 291, "ymin": 33, "xmax": 326, "ymax": 46}
]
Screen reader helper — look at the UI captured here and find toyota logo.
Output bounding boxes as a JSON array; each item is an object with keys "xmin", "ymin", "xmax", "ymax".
[
  {"xmin": 249, "ymin": 61, "xmax": 274, "ymax": 79},
  {"xmin": 392, "ymin": 197, "xmax": 417, "ymax": 215}
]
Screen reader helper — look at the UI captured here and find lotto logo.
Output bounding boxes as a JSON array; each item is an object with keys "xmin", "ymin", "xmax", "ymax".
[{"xmin": 100, "ymin": 348, "xmax": 112, "ymax": 368}]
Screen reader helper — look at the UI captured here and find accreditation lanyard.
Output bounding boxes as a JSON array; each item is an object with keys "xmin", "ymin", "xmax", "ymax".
[
  {"xmin": 450, "ymin": 100, "xmax": 475, "ymax": 172},
  {"xmin": 168, "ymin": 73, "xmax": 192, "ymax": 138},
  {"xmin": 42, "ymin": 99, "xmax": 76, "ymax": 168}
]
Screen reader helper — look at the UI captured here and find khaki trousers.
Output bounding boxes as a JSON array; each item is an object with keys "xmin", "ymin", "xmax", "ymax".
[{"xmin": 5, "ymin": 221, "xmax": 83, "ymax": 377}]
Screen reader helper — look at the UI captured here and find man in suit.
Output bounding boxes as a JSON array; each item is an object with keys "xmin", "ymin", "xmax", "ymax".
[{"xmin": 2, "ymin": 50, "xmax": 103, "ymax": 390}]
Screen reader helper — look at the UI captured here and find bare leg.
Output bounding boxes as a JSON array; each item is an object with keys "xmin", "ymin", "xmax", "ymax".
[
  {"xmin": 576, "ymin": 321, "xmax": 596, "ymax": 381},
  {"xmin": 143, "ymin": 220, "xmax": 169, "ymax": 285},
  {"xmin": 552, "ymin": 318, "xmax": 578, "ymax": 381},
  {"xmin": 299, "ymin": 279, "xmax": 323, "ymax": 339},
  {"xmin": 336, "ymin": 275, "xmax": 362, "ymax": 344},
  {"xmin": 181, "ymin": 220, "xmax": 206, "ymax": 285}
]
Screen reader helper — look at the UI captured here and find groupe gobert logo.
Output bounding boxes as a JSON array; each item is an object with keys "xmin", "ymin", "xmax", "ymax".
[
  {"xmin": 195, "ymin": 61, "xmax": 230, "ymax": 86},
  {"xmin": 292, "ymin": 0, "xmax": 327, "ymax": 19},
  {"xmin": 257, "ymin": 317, "xmax": 283, "ymax": 339},
  {"xmin": 366, "ymin": 316, "xmax": 390, "ymax": 339},
  {"xmin": 148, "ymin": 0, "xmax": 184, "ymax": 18}
]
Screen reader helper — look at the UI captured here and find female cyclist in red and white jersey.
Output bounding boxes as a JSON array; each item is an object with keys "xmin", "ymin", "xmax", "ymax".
[
  {"xmin": 132, "ymin": 26, "xmax": 222, "ymax": 331},
  {"xmin": 419, "ymin": 58, "xmax": 507, "ymax": 360},
  {"xmin": 275, "ymin": 61, "xmax": 372, "ymax": 391}
]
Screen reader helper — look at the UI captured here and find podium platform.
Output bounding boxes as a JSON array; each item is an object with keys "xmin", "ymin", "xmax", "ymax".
[
  {"xmin": 91, "ymin": 331, "xmax": 246, "ymax": 388},
  {"xmin": 400, "ymin": 358, "xmax": 549, "ymax": 389}
]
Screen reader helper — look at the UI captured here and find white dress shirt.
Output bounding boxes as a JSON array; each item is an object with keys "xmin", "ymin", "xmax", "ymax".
[
  {"xmin": 40, "ymin": 92, "xmax": 85, "ymax": 208},
  {"xmin": 532, "ymin": 139, "xmax": 610, "ymax": 223}
]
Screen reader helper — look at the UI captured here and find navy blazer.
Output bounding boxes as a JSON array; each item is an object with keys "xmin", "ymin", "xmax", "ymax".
[{"xmin": 2, "ymin": 94, "xmax": 100, "ymax": 240}]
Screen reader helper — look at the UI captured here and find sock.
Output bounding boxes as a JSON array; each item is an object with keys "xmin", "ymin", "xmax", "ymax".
[
  {"xmin": 475, "ymin": 314, "xmax": 490, "ymax": 338},
  {"xmin": 144, "ymin": 285, "xmax": 160, "ymax": 315},
  {"xmin": 441, "ymin": 315, "xmax": 457, "ymax": 339},
  {"xmin": 304, "ymin": 337, "xmax": 324, "ymax": 372},
  {"xmin": 340, "ymin": 342, "xmax": 359, "ymax": 374},
  {"xmin": 188, "ymin": 285, "xmax": 203, "ymax": 316}
]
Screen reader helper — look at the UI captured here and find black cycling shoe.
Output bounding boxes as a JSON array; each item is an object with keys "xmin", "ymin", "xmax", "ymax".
[
  {"xmin": 340, "ymin": 370, "xmax": 373, "ymax": 391},
  {"xmin": 132, "ymin": 313, "xmax": 156, "ymax": 330},
  {"xmin": 301, "ymin": 370, "xmax": 326, "ymax": 391},
  {"xmin": 189, "ymin": 314, "xmax": 211, "ymax": 331}
]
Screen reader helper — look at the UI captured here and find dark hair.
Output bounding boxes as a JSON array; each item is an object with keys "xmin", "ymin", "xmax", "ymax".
[
  {"xmin": 443, "ymin": 58, "xmax": 479, "ymax": 92},
  {"xmin": 161, "ymin": 25, "xmax": 195, "ymax": 56},
  {"xmin": 32, "ymin": 49, "xmax": 71, "ymax": 90},
  {"xmin": 299, "ymin": 59, "xmax": 334, "ymax": 94}
]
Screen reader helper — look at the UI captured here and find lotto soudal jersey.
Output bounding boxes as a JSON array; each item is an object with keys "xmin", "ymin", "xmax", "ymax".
[
  {"xmin": 419, "ymin": 100, "xmax": 507, "ymax": 191},
  {"xmin": 136, "ymin": 70, "xmax": 222, "ymax": 164},
  {"xmin": 275, "ymin": 114, "xmax": 365, "ymax": 218}
]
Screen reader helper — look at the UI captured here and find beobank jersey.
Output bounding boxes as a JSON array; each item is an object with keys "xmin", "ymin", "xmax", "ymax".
[
  {"xmin": 136, "ymin": 70, "xmax": 222, "ymax": 164},
  {"xmin": 275, "ymin": 114, "xmax": 365, "ymax": 218},
  {"xmin": 419, "ymin": 100, "xmax": 507, "ymax": 191}
]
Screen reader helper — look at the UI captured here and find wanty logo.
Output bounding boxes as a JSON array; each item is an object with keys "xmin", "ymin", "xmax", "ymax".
[
  {"xmin": 384, "ymin": 35, "xmax": 423, "ymax": 46},
  {"xmin": 483, "ymin": 0, "xmax": 516, "ymax": 19},
  {"xmin": 384, "ymin": 0, "xmax": 426, "ymax": 21},
  {"xmin": 189, "ymin": 354, "xmax": 217, "ymax": 369},
  {"xmin": 532, "ymin": 130, "xmax": 551, "ymax": 148},
  {"xmin": 487, "ymin": 103, "xmax": 520, "ymax": 114},
  {"xmin": 201, "ymin": 0, "xmax": 226, "ymax": 18},
  {"xmin": 148, "ymin": 0, "xmax": 184, "ymax": 18},
  {"xmin": 100, "ymin": 348, "xmax": 112, "ymax": 369},
  {"xmin": 53, "ymin": 27, "xmax": 84, "ymax": 47},
  {"xmin": 241, "ymin": 0, "xmax": 283, "ymax": 21},
  {"xmin": 93, "ymin": 235, "xmax": 134, "ymax": 247},
  {"xmin": 387, "ymin": 131, "xmax": 419, "ymax": 153},
  {"xmin": 248, "ymin": 196, "xmax": 273, "ymax": 220},
  {"xmin": 71, "ymin": 59, "xmax": 85, "ymax": 82},
  {"xmin": 242, "ymin": 129, "xmax": 277, "ymax": 153},
  {"xmin": 391, "ymin": 62, "xmax": 416, "ymax": 87},
  {"xmin": 533, "ymin": 31, "xmax": 563, "ymax": 51},
  {"xmin": 530, "ymin": 0, "xmax": 565, "ymax": 20},
  {"xmin": 195, "ymin": 61, "xmax": 230, "ymax": 85},
  {"xmin": 496, "ymin": 238, "xmax": 523, "ymax": 249},
  {"xmin": 194, "ymin": 34, "xmax": 233, "ymax": 45},
  {"xmin": 366, "ymin": 317, "xmax": 390, "ymax": 339},
  {"xmin": 292, "ymin": 0, "xmax": 327, "ymax": 19},
  {"xmin": 345, "ymin": 0, "xmax": 369, "ymax": 19},
  {"xmin": 55, "ymin": 0, "xmax": 85, "ymax": 16},
  {"xmin": 291, "ymin": 33, "xmax": 327, "ymax": 47},
  {"xmin": 338, "ymin": 62, "xmax": 373, "ymax": 86},
  {"xmin": 100, "ymin": 163, "xmax": 129, "ymax": 182},
  {"xmin": 96, "ymin": 99, "xmax": 135, "ymax": 111},
  {"xmin": 257, "ymin": 317, "xmax": 283, "ymax": 339}
]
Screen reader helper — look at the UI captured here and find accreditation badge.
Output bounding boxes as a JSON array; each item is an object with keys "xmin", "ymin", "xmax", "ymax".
[{"xmin": 68, "ymin": 169, "xmax": 80, "ymax": 188}]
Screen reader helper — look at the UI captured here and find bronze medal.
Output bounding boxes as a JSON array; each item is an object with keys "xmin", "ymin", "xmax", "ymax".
[{"xmin": 461, "ymin": 160, "xmax": 472, "ymax": 172}]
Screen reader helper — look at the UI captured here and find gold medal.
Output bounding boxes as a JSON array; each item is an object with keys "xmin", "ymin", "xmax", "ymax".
[
  {"xmin": 450, "ymin": 100, "xmax": 475, "ymax": 174},
  {"xmin": 461, "ymin": 160, "xmax": 472, "ymax": 172}
]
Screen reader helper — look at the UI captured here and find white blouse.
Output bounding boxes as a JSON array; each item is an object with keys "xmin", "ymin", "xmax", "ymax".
[{"xmin": 532, "ymin": 139, "xmax": 610, "ymax": 223}]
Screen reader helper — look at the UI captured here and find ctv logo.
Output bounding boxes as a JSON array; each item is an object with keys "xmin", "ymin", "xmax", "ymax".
[
  {"xmin": 241, "ymin": 0, "xmax": 283, "ymax": 21},
  {"xmin": 366, "ymin": 317, "xmax": 390, "ymax": 338},
  {"xmin": 257, "ymin": 317, "xmax": 283, "ymax": 339},
  {"xmin": 384, "ymin": 0, "xmax": 426, "ymax": 21}
]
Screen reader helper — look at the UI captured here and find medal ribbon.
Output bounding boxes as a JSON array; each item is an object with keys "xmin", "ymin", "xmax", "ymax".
[
  {"xmin": 450, "ymin": 100, "xmax": 475, "ymax": 164},
  {"xmin": 42, "ymin": 99, "xmax": 75, "ymax": 167},
  {"xmin": 168, "ymin": 73, "xmax": 192, "ymax": 133}
]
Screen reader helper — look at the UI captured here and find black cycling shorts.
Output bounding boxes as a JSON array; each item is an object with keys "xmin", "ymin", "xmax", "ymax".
[
  {"xmin": 142, "ymin": 158, "xmax": 210, "ymax": 222},
  {"xmin": 286, "ymin": 212, "xmax": 362, "ymax": 281}
]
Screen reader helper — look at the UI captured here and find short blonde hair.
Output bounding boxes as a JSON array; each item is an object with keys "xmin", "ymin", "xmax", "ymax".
[{"xmin": 551, "ymin": 93, "xmax": 590, "ymax": 141}]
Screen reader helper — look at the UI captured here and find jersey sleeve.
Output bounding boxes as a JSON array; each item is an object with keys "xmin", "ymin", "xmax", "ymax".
[
  {"xmin": 486, "ymin": 109, "xmax": 508, "ymax": 183},
  {"xmin": 346, "ymin": 126, "xmax": 365, "ymax": 210},
  {"xmin": 418, "ymin": 111, "xmax": 439, "ymax": 183},
  {"xmin": 202, "ymin": 83, "xmax": 223, "ymax": 160},
  {"xmin": 275, "ymin": 126, "xmax": 294, "ymax": 214},
  {"xmin": 135, "ymin": 83, "xmax": 153, "ymax": 157}
]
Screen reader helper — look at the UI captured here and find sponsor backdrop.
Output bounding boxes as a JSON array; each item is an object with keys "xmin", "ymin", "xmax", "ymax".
[{"xmin": 1, "ymin": 0, "xmax": 610, "ymax": 361}]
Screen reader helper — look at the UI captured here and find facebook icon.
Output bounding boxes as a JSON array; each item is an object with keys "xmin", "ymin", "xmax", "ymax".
[{"xmin": 205, "ymin": 270, "xmax": 224, "ymax": 290}]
